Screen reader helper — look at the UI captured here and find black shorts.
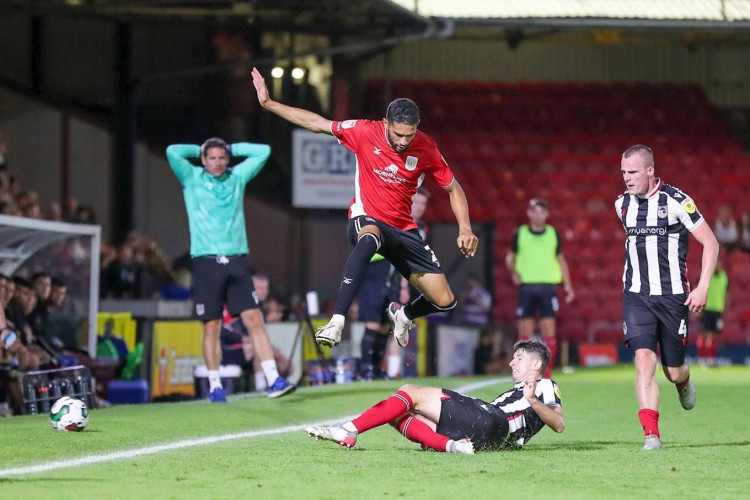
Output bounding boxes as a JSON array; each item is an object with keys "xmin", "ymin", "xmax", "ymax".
[
  {"xmin": 623, "ymin": 291, "xmax": 689, "ymax": 367},
  {"xmin": 700, "ymin": 310, "xmax": 724, "ymax": 333},
  {"xmin": 192, "ymin": 255, "xmax": 260, "ymax": 321},
  {"xmin": 516, "ymin": 284, "xmax": 559, "ymax": 319},
  {"xmin": 347, "ymin": 215, "xmax": 443, "ymax": 279},
  {"xmin": 435, "ymin": 389, "xmax": 510, "ymax": 451},
  {"xmin": 357, "ymin": 259, "xmax": 401, "ymax": 323}
]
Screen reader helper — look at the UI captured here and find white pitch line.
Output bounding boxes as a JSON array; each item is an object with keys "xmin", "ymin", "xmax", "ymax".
[{"xmin": 0, "ymin": 377, "xmax": 510, "ymax": 477}]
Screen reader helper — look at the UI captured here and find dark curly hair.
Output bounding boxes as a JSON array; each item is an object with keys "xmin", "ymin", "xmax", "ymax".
[{"xmin": 386, "ymin": 98, "xmax": 420, "ymax": 126}]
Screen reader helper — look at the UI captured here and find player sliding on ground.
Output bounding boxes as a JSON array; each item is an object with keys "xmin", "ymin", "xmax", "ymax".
[{"xmin": 306, "ymin": 340, "xmax": 565, "ymax": 454}]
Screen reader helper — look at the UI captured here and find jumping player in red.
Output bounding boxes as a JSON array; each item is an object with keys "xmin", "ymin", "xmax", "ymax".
[{"xmin": 251, "ymin": 68, "xmax": 478, "ymax": 349}]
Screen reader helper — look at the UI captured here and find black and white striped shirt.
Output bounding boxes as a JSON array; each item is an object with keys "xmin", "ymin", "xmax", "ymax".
[
  {"xmin": 614, "ymin": 179, "xmax": 704, "ymax": 296},
  {"xmin": 490, "ymin": 378, "xmax": 561, "ymax": 447}
]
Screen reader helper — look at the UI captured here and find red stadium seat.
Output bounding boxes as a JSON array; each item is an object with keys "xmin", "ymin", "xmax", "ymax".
[{"xmin": 368, "ymin": 79, "xmax": 750, "ymax": 315}]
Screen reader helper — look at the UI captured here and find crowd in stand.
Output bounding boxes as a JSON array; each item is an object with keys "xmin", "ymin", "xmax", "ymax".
[{"xmin": 714, "ymin": 203, "xmax": 750, "ymax": 253}]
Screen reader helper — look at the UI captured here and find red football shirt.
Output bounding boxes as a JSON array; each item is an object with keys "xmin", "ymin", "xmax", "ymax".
[{"xmin": 331, "ymin": 119, "xmax": 454, "ymax": 231}]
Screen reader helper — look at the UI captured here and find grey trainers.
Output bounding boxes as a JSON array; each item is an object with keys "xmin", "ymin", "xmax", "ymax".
[
  {"xmin": 643, "ymin": 435, "xmax": 663, "ymax": 450},
  {"xmin": 677, "ymin": 379, "xmax": 696, "ymax": 410},
  {"xmin": 387, "ymin": 303, "xmax": 413, "ymax": 348},
  {"xmin": 315, "ymin": 319, "xmax": 344, "ymax": 347},
  {"xmin": 447, "ymin": 438, "xmax": 475, "ymax": 455},
  {"xmin": 305, "ymin": 425, "xmax": 357, "ymax": 449}
]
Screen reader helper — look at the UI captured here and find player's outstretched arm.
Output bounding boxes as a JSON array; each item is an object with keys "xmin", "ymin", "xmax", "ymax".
[
  {"xmin": 523, "ymin": 377, "xmax": 566, "ymax": 433},
  {"xmin": 685, "ymin": 222, "xmax": 719, "ymax": 313},
  {"xmin": 443, "ymin": 179, "xmax": 478, "ymax": 257},
  {"xmin": 251, "ymin": 67, "xmax": 333, "ymax": 135}
]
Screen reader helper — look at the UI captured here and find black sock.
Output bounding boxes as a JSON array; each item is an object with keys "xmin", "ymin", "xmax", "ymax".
[
  {"xmin": 334, "ymin": 233, "xmax": 379, "ymax": 316},
  {"xmin": 372, "ymin": 333, "xmax": 389, "ymax": 374},
  {"xmin": 404, "ymin": 295, "xmax": 457, "ymax": 320},
  {"xmin": 359, "ymin": 328, "xmax": 378, "ymax": 367}
]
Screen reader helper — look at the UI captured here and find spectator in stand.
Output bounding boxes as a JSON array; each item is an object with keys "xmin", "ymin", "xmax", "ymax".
[
  {"xmin": 221, "ymin": 272, "xmax": 290, "ymax": 392},
  {"xmin": 0, "ymin": 275, "xmax": 26, "ymax": 375},
  {"xmin": 0, "ymin": 129, "xmax": 7, "ymax": 172},
  {"xmin": 6, "ymin": 277, "xmax": 52, "ymax": 369},
  {"xmin": 457, "ymin": 274, "xmax": 492, "ymax": 326},
  {"xmin": 101, "ymin": 243, "xmax": 138, "ymax": 299},
  {"xmin": 0, "ymin": 171, "xmax": 16, "ymax": 215},
  {"xmin": 506, "ymin": 198, "xmax": 574, "ymax": 379},
  {"xmin": 44, "ymin": 277, "xmax": 78, "ymax": 350},
  {"xmin": 0, "ymin": 275, "xmax": 14, "ymax": 314},
  {"xmin": 1, "ymin": 298, "xmax": 33, "ymax": 416},
  {"xmin": 46, "ymin": 201, "xmax": 63, "ymax": 221},
  {"xmin": 49, "ymin": 278, "xmax": 68, "ymax": 313},
  {"xmin": 714, "ymin": 204, "xmax": 738, "ymax": 251},
  {"xmin": 6, "ymin": 277, "xmax": 35, "ymax": 344},
  {"xmin": 27, "ymin": 272, "xmax": 52, "ymax": 340},
  {"xmin": 264, "ymin": 296, "xmax": 287, "ymax": 322},
  {"xmin": 474, "ymin": 328, "xmax": 508, "ymax": 375},
  {"xmin": 696, "ymin": 250, "xmax": 729, "ymax": 367},
  {"xmin": 739, "ymin": 212, "xmax": 750, "ymax": 254},
  {"xmin": 62, "ymin": 196, "xmax": 79, "ymax": 223},
  {"xmin": 74, "ymin": 205, "xmax": 97, "ymax": 224},
  {"xmin": 15, "ymin": 191, "xmax": 42, "ymax": 219}
]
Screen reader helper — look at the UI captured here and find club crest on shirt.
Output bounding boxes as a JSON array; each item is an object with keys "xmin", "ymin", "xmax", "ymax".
[
  {"xmin": 373, "ymin": 147, "xmax": 381, "ymax": 155},
  {"xmin": 681, "ymin": 199, "xmax": 696, "ymax": 214},
  {"xmin": 657, "ymin": 206, "xmax": 667, "ymax": 218},
  {"xmin": 405, "ymin": 155, "xmax": 418, "ymax": 171},
  {"xmin": 196, "ymin": 303, "xmax": 205, "ymax": 316}
]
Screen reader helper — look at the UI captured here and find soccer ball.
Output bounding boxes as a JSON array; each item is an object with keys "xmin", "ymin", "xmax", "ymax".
[{"xmin": 49, "ymin": 396, "xmax": 89, "ymax": 432}]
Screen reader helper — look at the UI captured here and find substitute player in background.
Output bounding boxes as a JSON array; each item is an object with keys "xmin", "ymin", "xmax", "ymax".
[
  {"xmin": 305, "ymin": 340, "xmax": 564, "ymax": 453},
  {"xmin": 696, "ymin": 249, "xmax": 729, "ymax": 366},
  {"xmin": 386, "ymin": 187, "xmax": 431, "ymax": 379},
  {"xmin": 616, "ymin": 144, "xmax": 718, "ymax": 450},
  {"xmin": 251, "ymin": 68, "xmax": 478, "ymax": 349},
  {"xmin": 355, "ymin": 253, "xmax": 400, "ymax": 380},
  {"xmin": 166, "ymin": 139, "xmax": 295, "ymax": 402},
  {"xmin": 506, "ymin": 198, "xmax": 574, "ymax": 378}
]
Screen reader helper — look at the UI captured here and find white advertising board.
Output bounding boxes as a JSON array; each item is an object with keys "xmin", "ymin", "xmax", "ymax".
[{"xmin": 292, "ymin": 129, "xmax": 356, "ymax": 208}]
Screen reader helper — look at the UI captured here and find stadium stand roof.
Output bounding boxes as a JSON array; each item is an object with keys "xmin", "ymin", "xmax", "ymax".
[
  {"xmin": 3, "ymin": 0, "xmax": 433, "ymax": 38},
  {"xmin": 388, "ymin": 0, "xmax": 750, "ymax": 27}
]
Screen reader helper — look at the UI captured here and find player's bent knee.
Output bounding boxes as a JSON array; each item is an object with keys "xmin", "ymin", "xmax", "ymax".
[
  {"xmin": 357, "ymin": 231, "xmax": 381, "ymax": 251},
  {"xmin": 434, "ymin": 298, "xmax": 458, "ymax": 311}
]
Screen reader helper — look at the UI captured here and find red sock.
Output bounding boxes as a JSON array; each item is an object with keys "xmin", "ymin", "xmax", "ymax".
[
  {"xmin": 351, "ymin": 390, "xmax": 413, "ymax": 433},
  {"xmin": 704, "ymin": 338, "xmax": 716, "ymax": 359},
  {"xmin": 398, "ymin": 416, "xmax": 451, "ymax": 452},
  {"xmin": 638, "ymin": 408, "xmax": 660, "ymax": 437},
  {"xmin": 696, "ymin": 336, "xmax": 707, "ymax": 359},
  {"xmin": 544, "ymin": 336, "xmax": 557, "ymax": 378}
]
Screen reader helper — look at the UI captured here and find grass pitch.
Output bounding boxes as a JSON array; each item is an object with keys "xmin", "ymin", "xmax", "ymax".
[{"xmin": 1, "ymin": 364, "xmax": 748, "ymax": 499}]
